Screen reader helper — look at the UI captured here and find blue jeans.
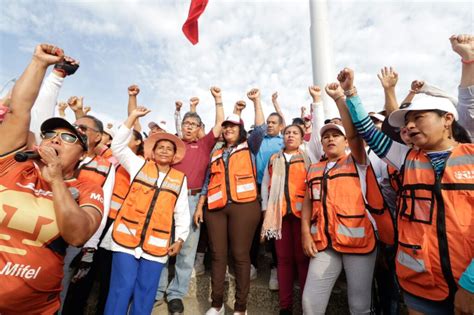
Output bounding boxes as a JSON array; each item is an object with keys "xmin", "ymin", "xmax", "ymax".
[
  {"xmin": 155, "ymin": 194, "xmax": 200, "ymax": 301},
  {"xmin": 104, "ymin": 252, "xmax": 165, "ymax": 315}
]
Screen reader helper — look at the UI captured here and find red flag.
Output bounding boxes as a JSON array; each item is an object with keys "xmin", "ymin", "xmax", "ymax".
[{"xmin": 182, "ymin": 0, "xmax": 209, "ymax": 45}]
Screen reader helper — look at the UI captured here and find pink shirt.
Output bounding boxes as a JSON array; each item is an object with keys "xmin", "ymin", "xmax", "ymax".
[{"xmin": 173, "ymin": 131, "xmax": 217, "ymax": 189}]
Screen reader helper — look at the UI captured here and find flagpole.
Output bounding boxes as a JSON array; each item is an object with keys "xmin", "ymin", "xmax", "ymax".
[{"xmin": 309, "ymin": 0, "xmax": 337, "ymax": 119}]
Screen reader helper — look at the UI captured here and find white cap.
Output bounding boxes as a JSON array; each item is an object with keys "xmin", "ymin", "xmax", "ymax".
[
  {"xmin": 148, "ymin": 120, "xmax": 167, "ymax": 132},
  {"xmin": 103, "ymin": 127, "xmax": 115, "ymax": 138},
  {"xmin": 369, "ymin": 113, "xmax": 385, "ymax": 123},
  {"xmin": 388, "ymin": 96, "xmax": 458, "ymax": 128},
  {"xmin": 320, "ymin": 123, "xmax": 346, "ymax": 137},
  {"xmin": 221, "ymin": 114, "xmax": 244, "ymax": 127}
]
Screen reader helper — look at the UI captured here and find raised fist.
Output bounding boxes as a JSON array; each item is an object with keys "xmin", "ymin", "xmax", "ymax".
[
  {"xmin": 190, "ymin": 97, "xmax": 200, "ymax": 107},
  {"xmin": 301, "ymin": 106, "xmax": 307, "ymax": 114},
  {"xmin": 450, "ymin": 34, "xmax": 474, "ymax": 60},
  {"xmin": 308, "ymin": 86, "xmax": 322, "ymax": 98},
  {"xmin": 33, "ymin": 44, "xmax": 64, "ymax": 67},
  {"xmin": 210, "ymin": 86, "xmax": 221, "ymax": 98},
  {"xmin": 325, "ymin": 83, "xmax": 345, "ymax": 101},
  {"xmin": 128, "ymin": 85, "xmax": 140, "ymax": 96},
  {"xmin": 67, "ymin": 96, "xmax": 84, "ymax": 112},
  {"xmin": 247, "ymin": 88, "xmax": 260, "ymax": 101},
  {"xmin": 410, "ymin": 80, "xmax": 424, "ymax": 93},
  {"xmin": 57, "ymin": 102, "xmax": 68, "ymax": 112},
  {"xmin": 337, "ymin": 68, "xmax": 355, "ymax": 92},
  {"xmin": 83, "ymin": 106, "xmax": 91, "ymax": 115},
  {"xmin": 131, "ymin": 106, "xmax": 151, "ymax": 118},
  {"xmin": 235, "ymin": 100, "xmax": 246, "ymax": 111},
  {"xmin": 377, "ymin": 67, "xmax": 398, "ymax": 89},
  {"xmin": 272, "ymin": 92, "xmax": 278, "ymax": 101},
  {"xmin": 175, "ymin": 101, "xmax": 183, "ymax": 111}
]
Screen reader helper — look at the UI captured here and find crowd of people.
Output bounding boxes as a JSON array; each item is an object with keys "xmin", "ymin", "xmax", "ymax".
[{"xmin": 0, "ymin": 33, "xmax": 472, "ymax": 315}]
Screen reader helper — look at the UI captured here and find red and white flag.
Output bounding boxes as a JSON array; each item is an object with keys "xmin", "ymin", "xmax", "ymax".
[{"xmin": 182, "ymin": 0, "xmax": 209, "ymax": 45}]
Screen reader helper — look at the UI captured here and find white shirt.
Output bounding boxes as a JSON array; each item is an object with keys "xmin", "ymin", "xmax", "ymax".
[{"xmin": 105, "ymin": 124, "xmax": 190, "ymax": 263}]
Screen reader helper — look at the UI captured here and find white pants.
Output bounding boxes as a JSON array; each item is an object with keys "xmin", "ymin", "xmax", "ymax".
[{"xmin": 302, "ymin": 248, "xmax": 377, "ymax": 315}]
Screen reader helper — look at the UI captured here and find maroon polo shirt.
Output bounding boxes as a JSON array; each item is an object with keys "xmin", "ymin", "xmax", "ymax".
[{"xmin": 173, "ymin": 131, "xmax": 217, "ymax": 189}]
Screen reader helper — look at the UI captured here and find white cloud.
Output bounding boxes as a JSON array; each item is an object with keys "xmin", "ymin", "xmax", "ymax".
[{"xmin": 0, "ymin": 0, "xmax": 472, "ymax": 133}]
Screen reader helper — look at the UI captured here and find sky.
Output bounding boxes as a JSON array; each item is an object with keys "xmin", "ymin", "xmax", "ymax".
[{"xmin": 0, "ymin": 0, "xmax": 472, "ymax": 133}]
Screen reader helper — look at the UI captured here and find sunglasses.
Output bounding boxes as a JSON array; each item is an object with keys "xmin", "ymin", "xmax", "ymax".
[{"xmin": 41, "ymin": 130, "xmax": 80, "ymax": 144}]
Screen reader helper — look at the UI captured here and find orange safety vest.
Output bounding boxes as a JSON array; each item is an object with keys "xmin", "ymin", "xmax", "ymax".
[
  {"xmin": 207, "ymin": 142, "xmax": 257, "ymax": 210},
  {"xmin": 268, "ymin": 151, "xmax": 308, "ymax": 218},
  {"xmin": 77, "ymin": 155, "xmax": 112, "ymax": 187},
  {"xmin": 387, "ymin": 164, "xmax": 402, "ymax": 193},
  {"xmin": 395, "ymin": 144, "xmax": 474, "ymax": 301},
  {"xmin": 109, "ymin": 165, "xmax": 131, "ymax": 220},
  {"xmin": 112, "ymin": 161, "xmax": 185, "ymax": 257},
  {"xmin": 307, "ymin": 154, "xmax": 394, "ymax": 254}
]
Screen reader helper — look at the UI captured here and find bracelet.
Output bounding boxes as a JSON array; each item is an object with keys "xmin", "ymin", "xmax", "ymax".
[
  {"xmin": 334, "ymin": 94, "xmax": 345, "ymax": 102},
  {"xmin": 343, "ymin": 86, "xmax": 357, "ymax": 97},
  {"xmin": 216, "ymin": 102, "xmax": 223, "ymax": 106},
  {"xmin": 461, "ymin": 58, "xmax": 474, "ymax": 64}
]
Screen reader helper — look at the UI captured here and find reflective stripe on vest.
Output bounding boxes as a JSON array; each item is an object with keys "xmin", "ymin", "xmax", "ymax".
[
  {"xmin": 207, "ymin": 142, "xmax": 257, "ymax": 210},
  {"xmin": 396, "ymin": 144, "xmax": 474, "ymax": 301},
  {"xmin": 306, "ymin": 154, "xmax": 392, "ymax": 254},
  {"xmin": 109, "ymin": 165, "xmax": 131, "ymax": 220},
  {"xmin": 78, "ymin": 156, "xmax": 112, "ymax": 187},
  {"xmin": 112, "ymin": 161, "xmax": 185, "ymax": 257},
  {"xmin": 268, "ymin": 152, "xmax": 307, "ymax": 218}
]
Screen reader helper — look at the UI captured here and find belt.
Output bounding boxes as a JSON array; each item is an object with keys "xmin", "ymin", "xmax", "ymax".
[{"xmin": 188, "ymin": 188, "xmax": 202, "ymax": 196}]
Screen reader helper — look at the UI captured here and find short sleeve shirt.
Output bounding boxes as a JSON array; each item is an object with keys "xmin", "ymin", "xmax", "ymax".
[
  {"xmin": 173, "ymin": 131, "xmax": 217, "ymax": 189},
  {"xmin": 0, "ymin": 148, "xmax": 104, "ymax": 314}
]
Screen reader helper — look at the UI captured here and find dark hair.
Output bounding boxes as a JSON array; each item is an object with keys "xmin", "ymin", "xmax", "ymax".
[
  {"xmin": 132, "ymin": 129, "xmax": 144, "ymax": 156},
  {"xmin": 153, "ymin": 139, "xmax": 177, "ymax": 153},
  {"xmin": 268, "ymin": 112, "xmax": 284, "ymax": 125},
  {"xmin": 223, "ymin": 124, "xmax": 247, "ymax": 146},
  {"xmin": 283, "ymin": 124, "xmax": 305, "ymax": 137},
  {"xmin": 292, "ymin": 117, "xmax": 304, "ymax": 125},
  {"xmin": 82, "ymin": 115, "xmax": 104, "ymax": 134},
  {"xmin": 432, "ymin": 110, "xmax": 472, "ymax": 144},
  {"xmin": 182, "ymin": 112, "xmax": 202, "ymax": 126}
]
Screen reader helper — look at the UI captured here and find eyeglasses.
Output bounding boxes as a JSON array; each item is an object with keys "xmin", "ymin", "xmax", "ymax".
[
  {"xmin": 74, "ymin": 124, "xmax": 99, "ymax": 133},
  {"xmin": 182, "ymin": 121, "xmax": 200, "ymax": 129},
  {"xmin": 41, "ymin": 130, "xmax": 80, "ymax": 144}
]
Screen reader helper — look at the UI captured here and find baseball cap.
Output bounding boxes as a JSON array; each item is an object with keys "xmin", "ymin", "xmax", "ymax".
[
  {"xmin": 320, "ymin": 123, "xmax": 346, "ymax": 137},
  {"xmin": 40, "ymin": 117, "xmax": 88, "ymax": 151},
  {"xmin": 148, "ymin": 121, "xmax": 167, "ymax": 132},
  {"xmin": 103, "ymin": 127, "xmax": 115, "ymax": 139},
  {"xmin": 221, "ymin": 114, "xmax": 244, "ymax": 127},
  {"xmin": 369, "ymin": 113, "xmax": 386, "ymax": 123},
  {"xmin": 388, "ymin": 96, "xmax": 458, "ymax": 128}
]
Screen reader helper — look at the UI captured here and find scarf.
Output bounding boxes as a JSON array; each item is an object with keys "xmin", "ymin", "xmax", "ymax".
[{"xmin": 261, "ymin": 149, "xmax": 311, "ymax": 240}]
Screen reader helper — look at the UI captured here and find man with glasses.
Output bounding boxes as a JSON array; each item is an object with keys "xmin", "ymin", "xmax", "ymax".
[
  {"xmin": 0, "ymin": 44, "xmax": 104, "ymax": 315},
  {"xmin": 60, "ymin": 114, "xmax": 116, "ymax": 315},
  {"xmin": 155, "ymin": 87, "xmax": 224, "ymax": 315}
]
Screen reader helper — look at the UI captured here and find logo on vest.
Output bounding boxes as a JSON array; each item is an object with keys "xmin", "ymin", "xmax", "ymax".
[
  {"xmin": 454, "ymin": 170, "xmax": 474, "ymax": 180},
  {"xmin": 0, "ymin": 262, "xmax": 42, "ymax": 279}
]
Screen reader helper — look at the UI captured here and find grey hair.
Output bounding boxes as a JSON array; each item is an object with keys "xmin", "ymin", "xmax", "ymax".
[{"xmin": 182, "ymin": 112, "xmax": 202, "ymax": 126}]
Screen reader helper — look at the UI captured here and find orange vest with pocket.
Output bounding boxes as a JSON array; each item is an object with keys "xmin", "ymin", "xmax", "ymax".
[
  {"xmin": 207, "ymin": 142, "xmax": 257, "ymax": 210},
  {"xmin": 112, "ymin": 161, "xmax": 185, "ymax": 257},
  {"xmin": 77, "ymin": 155, "xmax": 112, "ymax": 187},
  {"xmin": 268, "ymin": 151, "xmax": 308, "ymax": 218},
  {"xmin": 109, "ymin": 165, "xmax": 131, "ymax": 220},
  {"xmin": 395, "ymin": 144, "xmax": 474, "ymax": 301},
  {"xmin": 307, "ymin": 154, "xmax": 394, "ymax": 254}
]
